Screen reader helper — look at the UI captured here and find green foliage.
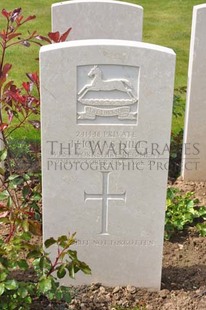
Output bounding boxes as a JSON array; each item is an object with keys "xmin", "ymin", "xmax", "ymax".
[
  {"xmin": 5, "ymin": 137, "xmax": 41, "ymax": 175},
  {"xmin": 196, "ymin": 223, "xmax": 206, "ymax": 237},
  {"xmin": 173, "ymin": 88, "xmax": 185, "ymax": 119},
  {"xmin": 171, "ymin": 86, "xmax": 186, "ymax": 135},
  {"xmin": 0, "ymin": 168, "xmax": 42, "ymax": 239},
  {"xmin": 165, "ymin": 188, "xmax": 206, "ymax": 240},
  {"xmin": 0, "ymin": 232, "xmax": 91, "ymax": 309}
]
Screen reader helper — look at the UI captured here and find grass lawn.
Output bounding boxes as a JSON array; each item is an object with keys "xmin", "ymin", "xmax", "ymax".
[{"xmin": 0, "ymin": 0, "xmax": 205, "ymax": 140}]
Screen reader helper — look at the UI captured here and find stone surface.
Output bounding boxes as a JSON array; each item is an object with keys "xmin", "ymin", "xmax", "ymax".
[
  {"xmin": 52, "ymin": 0, "xmax": 143, "ymax": 41},
  {"xmin": 40, "ymin": 39, "xmax": 175, "ymax": 289},
  {"xmin": 182, "ymin": 4, "xmax": 206, "ymax": 181}
]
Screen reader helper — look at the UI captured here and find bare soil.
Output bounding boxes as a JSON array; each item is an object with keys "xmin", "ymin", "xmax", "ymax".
[{"xmin": 2, "ymin": 178, "xmax": 206, "ymax": 309}]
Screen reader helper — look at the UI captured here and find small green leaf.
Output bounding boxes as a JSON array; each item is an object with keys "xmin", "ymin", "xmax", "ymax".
[
  {"xmin": 8, "ymin": 174, "xmax": 20, "ymax": 181},
  {"xmin": 27, "ymin": 250, "xmax": 41, "ymax": 259},
  {"xmin": 61, "ymin": 286, "xmax": 71, "ymax": 303},
  {"xmin": 196, "ymin": 223, "xmax": 206, "ymax": 237},
  {"xmin": 55, "ymin": 289, "xmax": 63, "ymax": 301},
  {"xmin": 187, "ymin": 200, "xmax": 194, "ymax": 209},
  {"xmin": 57, "ymin": 235, "xmax": 67, "ymax": 245},
  {"xmin": 44, "ymin": 237, "xmax": 56, "ymax": 248},
  {"xmin": 0, "ymin": 149, "xmax": 7, "ymax": 161},
  {"xmin": 18, "ymin": 287, "xmax": 28, "ymax": 298},
  {"xmin": 67, "ymin": 263, "xmax": 75, "ymax": 279},
  {"xmin": 24, "ymin": 295, "xmax": 32, "ymax": 304},
  {"xmin": 0, "ymin": 167, "xmax": 5, "ymax": 176},
  {"xmin": 38, "ymin": 256, "xmax": 50, "ymax": 271},
  {"xmin": 68, "ymin": 250, "xmax": 77, "ymax": 260},
  {"xmin": 21, "ymin": 231, "xmax": 32, "ymax": 241},
  {"xmin": 64, "ymin": 291, "xmax": 71, "ymax": 303},
  {"xmin": 57, "ymin": 265, "xmax": 66, "ymax": 279},
  {"xmin": 0, "ymin": 191, "xmax": 9, "ymax": 200},
  {"xmin": 22, "ymin": 220, "xmax": 29, "ymax": 232},
  {"xmin": 39, "ymin": 257, "xmax": 45, "ymax": 269},
  {"xmin": 32, "ymin": 258, "xmax": 41, "ymax": 270},
  {"xmin": 5, "ymin": 279, "xmax": 18, "ymax": 290},
  {"xmin": 198, "ymin": 207, "xmax": 206, "ymax": 217},
  {"xmin": 0, "ymin": 283, "xmax": 5, "ymax": 296},
  {"xmin": 30, "ymin": 201, "xmax": 40, "ymax": 211},
  {"xmin": 0, "ymin": 218, "xmax": 9, "ymax": 224},
  {"xmin": 38, "ymin": 277, "xmax": 52, "ymax": 293},
  {"xmin": 10, "ymin": 177, "xmax": 24, "ymax": 188},
  {"xmin": 23, "ymin": 174, "xmax": 30, "ymax": 181},
  {"xmin": 79, "ymin": 262, "xmax": 92, "ymax": 275},
  {"xmin": 17, "ymin": 259, "xmax": 29, "ymax": 270},
  {"xmin": 46, "ymin": 291, "xmax": 55, "ymax": 301},
  {"xmin": 7, "ymin": 196, "xmax": 12, "ymax": 207},
  {"xmin": 22, "ymin": 186, "xmax": 30, "ymax": 199},
  {"xmin": 0, "ymin": 271, "xmax": 7, "ymax": 281},
  {"xmin": 32, "ymin": 192, "xmax": 41, "ymax": 201}
]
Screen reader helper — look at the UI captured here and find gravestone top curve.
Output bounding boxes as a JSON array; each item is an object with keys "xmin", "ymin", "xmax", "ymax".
[{"xmin": 52, "ymin": 0, "xmax": 143, "ymax": 41}]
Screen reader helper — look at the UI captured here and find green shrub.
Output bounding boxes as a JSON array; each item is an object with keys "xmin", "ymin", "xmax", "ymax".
[{"xmin": 165, "ymin": 188, "xmax": 206, "ymax": 240}]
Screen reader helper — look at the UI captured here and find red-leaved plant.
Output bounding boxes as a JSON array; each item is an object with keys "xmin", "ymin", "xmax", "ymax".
[
  {"xmin": 0, "ymin": 7, "xmax": 71, "ymax": 239},
  {"xmin": 0, "ymin": 8, "xmax": 90, "ymax": 309},
  {"xmin": 0, "ymin": 8, "xmax": 71, "ymax": 142}
]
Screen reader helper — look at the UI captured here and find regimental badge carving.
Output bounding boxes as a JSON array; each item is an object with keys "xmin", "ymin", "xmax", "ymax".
[{"xmin": 77, "ymin": 65, "xmax": 139, "ymax": 125}]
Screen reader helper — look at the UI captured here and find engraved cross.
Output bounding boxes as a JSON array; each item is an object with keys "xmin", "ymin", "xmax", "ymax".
[{"xmin": 84, "ymin": 172, "xmax": 126, "ymax": 235}]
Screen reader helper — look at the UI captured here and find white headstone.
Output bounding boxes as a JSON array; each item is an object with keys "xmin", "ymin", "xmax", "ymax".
[
  {"xmin": 182, "ymin": 4, "xmax": 206, "ymax": 181},
  {"xmin": 52, "ymin": 0, "xmax": 143, "ymax": 41},
  {"xmin": 40, "ymin": 40, "xmax": 175, "ymax": 289}
]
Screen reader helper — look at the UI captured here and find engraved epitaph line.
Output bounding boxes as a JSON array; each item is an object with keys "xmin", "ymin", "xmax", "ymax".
[{"xmin": 84, "ymin": 172, "xmax": 126, "ymax": 235}]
